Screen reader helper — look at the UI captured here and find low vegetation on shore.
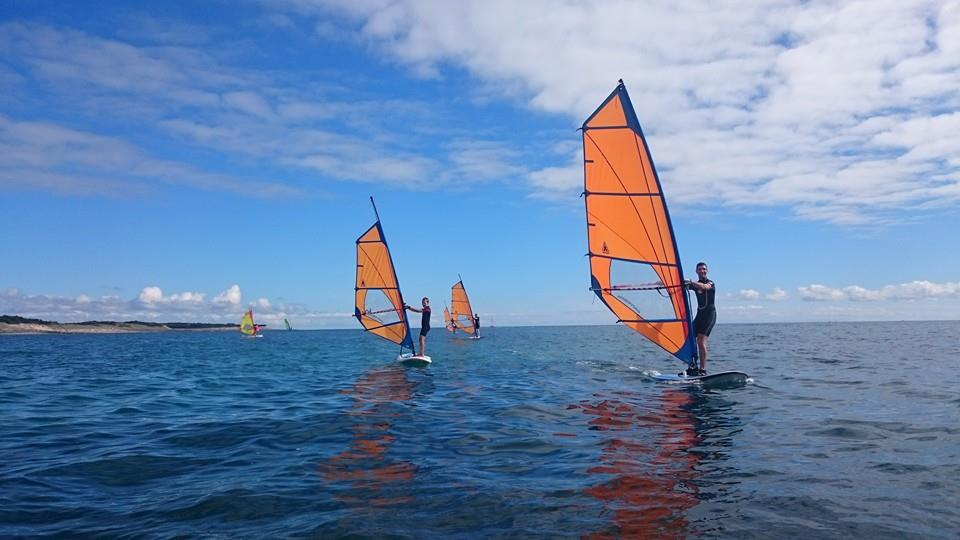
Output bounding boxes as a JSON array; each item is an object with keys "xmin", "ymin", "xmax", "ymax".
[{"xmin": 0, "ymin": 315, "xmax": 239, "ymax": 334}]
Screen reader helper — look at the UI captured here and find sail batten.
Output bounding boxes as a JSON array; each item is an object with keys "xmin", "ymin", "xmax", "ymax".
[
  {"xmin": 588, "ymin": 253, "xmax": 680, "ymax": 267},
  {"xmin": 355, "ymin": 286, "xmax": 401, "ymax": 291},
  {"xmin": 355, "ymin": 200, "xmax": 415, "ymax": 355},
  {"xmin": 585, "ymin": 191, "xmax": 664, "ymax": 197},
  {"xmin": 582, "ymin": 81, "xmax": 697, "ymax": 366}
]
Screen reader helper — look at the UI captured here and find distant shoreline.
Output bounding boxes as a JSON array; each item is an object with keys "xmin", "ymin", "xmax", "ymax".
[{"xmin": 0, "ymin": 316, "xmax": 239, "ymax": 335}]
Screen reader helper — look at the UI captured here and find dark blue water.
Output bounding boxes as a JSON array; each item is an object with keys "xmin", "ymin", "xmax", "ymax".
[{"xmin": 1, "ymin": 323, "xmax": 958, "ymax": 538}]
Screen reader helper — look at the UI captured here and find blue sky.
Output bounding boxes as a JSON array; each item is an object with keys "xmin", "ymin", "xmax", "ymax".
[{"xmin": 2, "ymin": 0, "xmax": 959, "ymax": 328}]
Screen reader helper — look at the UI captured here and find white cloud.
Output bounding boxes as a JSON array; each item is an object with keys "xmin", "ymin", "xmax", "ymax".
[
  {"xmin": 527, "ymin": 154, "xmax": 583, "ymax": 200},
  {"xmin": 3, "ymin": 5, "xmax": 959, "ymax": 222},
  {"xmin": 446, "ymin": 140, "xmax": 526, "ymax": 182},
  {"xmin": 0, "ymin": 284, "xmax": 366, "ymax": 328},
  {"xmin": 766, "ymin": 287, "xmax": 788, "ymax": 301},
  {"xmin": 728, "ymin": 287, "xmax": 788, "ymax": 302},
  {"xmin": 0, "ymin": 23, "xmax": 407, "ymax": 192},
  {"xmin": 138, "ymin": 286, "xmax": 164, "ymax": 304},
  {"xmin": 274, "ymin": 0, "xmax": 960, "ymax": 225},
  {"xmin": 0, "ymin": 114, "xmax": 302, "ymax": 198},
  {"xmin": 222, "ymin": 91, "xmax": 274, "ymax": 119},
  {"xmin": 724, "ymin": 304, "xmax": 765, "ymax": 312},
  {"xmin": 168, "ymin": 292, "xmax": 206, "ymax": 303},
  {"xmin": 137, "ymin": 286, "xmax": 206, "ymax": 305},
  {"xmin": 0, "ymin": 285, "xmax": 291, "ymax": 324},
  {"xmin": 883, "ymin": 280, "xmax": 960, "ymax": 299},
  {"xmin": 798, "ymin": 284, "xmax": 856, "ymax": 301},
  {"xmin": 213, "ymin": 284, "xmax": 242, "ymax": 305},
  {"xmin": 739, "ymin": 289, "xmax": 761, "ymax": 301},
  {"xmin": 799, "ymin": 280, "xmax": 960, "ymax": 301}
]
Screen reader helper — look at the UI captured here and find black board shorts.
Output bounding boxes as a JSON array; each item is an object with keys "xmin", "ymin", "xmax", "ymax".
[
  {"xmin": 419, "ymin": 326, "xmax": 430, "ymax": 337},
  {"xmin": 694, "ymin": 309, "xmax": 716, "ymax": 336}
]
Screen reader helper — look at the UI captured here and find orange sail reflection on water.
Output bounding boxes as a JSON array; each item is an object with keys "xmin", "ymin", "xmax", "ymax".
[
  {"xmin": 319, "ymin": 366, "xmax": 417, "ymax": 508},
  {"xmin": 572, "ymin": 388, "xmax": 701, "ymax": 538}
]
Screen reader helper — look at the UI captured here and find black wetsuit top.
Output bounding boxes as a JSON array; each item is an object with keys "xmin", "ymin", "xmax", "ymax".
[
  {"xmin": 694, "ymin": 279, "xmax": 716, "ymax": 311},
  {"xmin": 419, "ymin": 306, "xmax": 431, "ymax": 335},
  {"xmin": 473, "ymin": 316, "xmax": 480, "ymax": 329},
  {"xmin": 693, "ymin": 279, "xmax": 716, "ymax": 337}
]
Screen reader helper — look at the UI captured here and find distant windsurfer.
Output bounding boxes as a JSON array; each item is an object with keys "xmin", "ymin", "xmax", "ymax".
[
  {"xmin": 405, "ymin": 297, "xmax": 431, "ymax": 356},
  {"xmin": 473, "ymin": 314, "xmax": 480, "ymax": 337},
  {"xmin": 684, "ymin": 262, "xmax": 715, "ymax": 376}
]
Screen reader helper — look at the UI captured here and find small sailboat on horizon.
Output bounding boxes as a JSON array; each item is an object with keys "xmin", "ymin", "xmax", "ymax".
[
  {"xmin": 240, "ymin": 309, "xmax": 263, "ymax": 338},
  {"xmin": 581, "ymin": 80, "xmax": 746, "ymax": 387},
  {"xmin": 449, "ymin": 275, "xmax": 481, "ymax": 339},
  {"xmin": 443, "ymin": 304, "xmax": 455, "ymax": 333}
]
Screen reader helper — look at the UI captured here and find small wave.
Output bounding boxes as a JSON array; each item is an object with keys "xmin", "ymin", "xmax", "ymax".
[
  {"xmin": 110, "ymin": 406, "xmax": 144, "ymax": 415},
  {"xmin": 33, "ymin": 454, "xmax": 217, "ymax": 487},
  {"xmin": 869, "ymin": 462, "xmax": 931, "ymax": 474},
  {"xmin": 803, "ymin": 426, "xmax": 880, "ymax": 440},
  {"xmin": 165, "ymin": 489, "xmax": 311, "ymax": 522}
]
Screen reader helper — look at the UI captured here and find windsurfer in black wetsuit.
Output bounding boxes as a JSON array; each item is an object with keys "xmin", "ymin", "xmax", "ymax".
[
  {"xmin": 404, "ymin": 297, "xmax": 431, "ymax": 356},
  {"xmin": 473, "ymin": 314, "xmax": 480, "ymax": 338},
  {"xmin": 684, "ymin": 262, "xmax": 715, "ymax": 376}
]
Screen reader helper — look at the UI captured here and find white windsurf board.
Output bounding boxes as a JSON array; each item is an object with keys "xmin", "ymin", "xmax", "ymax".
[{"xmin": 398, "ymin": 354, "xmax": 432, "ymax": 366}]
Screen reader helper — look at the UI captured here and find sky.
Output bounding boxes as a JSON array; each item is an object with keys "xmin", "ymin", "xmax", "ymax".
[{"xmin": 1, "ymin": 0, "xmax": 959, "ymax": 328}]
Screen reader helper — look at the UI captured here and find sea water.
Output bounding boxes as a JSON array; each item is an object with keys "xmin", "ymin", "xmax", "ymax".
[{"xmin": 1, "ymin": 322, "xmax": 958, "ymax": 538}]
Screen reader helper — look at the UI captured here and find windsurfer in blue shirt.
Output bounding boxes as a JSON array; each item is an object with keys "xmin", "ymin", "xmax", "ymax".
[
  {"xmin": 684, "ymin": 262, "xmax": 715, "ymax": 376},
  {"xmin": 404, "ymin": 297, "xmax": 431, "ymax": 356}
]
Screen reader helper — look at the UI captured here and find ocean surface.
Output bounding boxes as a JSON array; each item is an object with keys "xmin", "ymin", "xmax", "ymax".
[{"xmin": 1, "ymin": 322, "xmax": 958, "ymax": 538}]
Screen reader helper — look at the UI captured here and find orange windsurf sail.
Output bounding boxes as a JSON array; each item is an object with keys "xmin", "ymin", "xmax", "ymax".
[
  {"xmin": 443, "ymin": 305, "xmax": 455, "ymax": 332},
  {"xmin": 582, "ymin": 80, "xmax": 697, "ymax": 366},
  {"xmin": 450, "ymin": 277, "xmax": 476, "ymax": 336},
  {"xmin": 355, "ymin": 198, "xmax": 415, "ymax": 355}
]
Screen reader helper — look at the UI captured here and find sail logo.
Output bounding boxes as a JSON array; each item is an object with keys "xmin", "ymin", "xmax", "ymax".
[{"xmin": 602, "ymin": 242, "xmax": 609, "ymax": 254}]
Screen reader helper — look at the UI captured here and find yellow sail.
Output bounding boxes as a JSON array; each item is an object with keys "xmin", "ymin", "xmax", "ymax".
[
  {"xmin": 240, "ymin": 310, "xmax": 256, "ymax": 336},
  {"xmin": 450, "ymin": 279, "xmax": 475, "ymax": 335}
]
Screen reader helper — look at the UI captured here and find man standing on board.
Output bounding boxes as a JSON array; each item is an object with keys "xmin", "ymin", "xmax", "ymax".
[
  {"xmin": 405, "ymin": 297, "xmax": 431, "ymax": 356},
  {"xmin": 684, "ymin": 262, "xmax": 715, "ymax": 376},
  {"xmin": 473, "ymin": 313, "xmax": 480, "ymax": 338}
]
